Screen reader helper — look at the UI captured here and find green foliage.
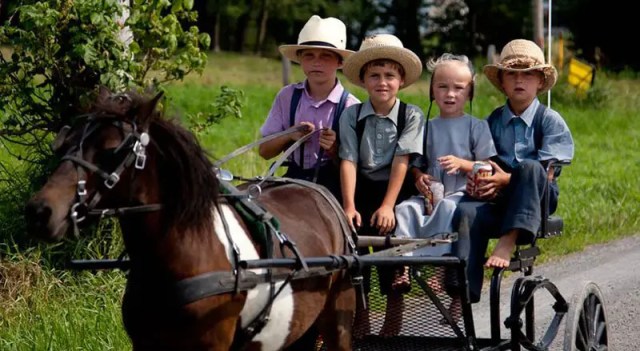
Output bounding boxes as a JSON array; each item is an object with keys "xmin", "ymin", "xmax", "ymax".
[
  {"xmin": 0, "ymin": 0, "xmax": 210, "ymax": 148},
  {"xmin": 187, "ymin": 85, "xmax": 245, "ymax": 136},
  {"xmin": 0, "ymin": 0, "xmax": 220, "ymax": 264}
]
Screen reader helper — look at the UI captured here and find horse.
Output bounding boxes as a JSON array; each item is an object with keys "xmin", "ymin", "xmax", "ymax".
[{"xmin": 24, "ymin": 87, "xmax": 356, "ymax": 351}]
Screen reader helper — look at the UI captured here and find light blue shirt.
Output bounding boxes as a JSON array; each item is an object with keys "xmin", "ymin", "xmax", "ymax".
[
  {"xmin": 491, "ymin": 99, "xmax": 574, "ymax": 168},
  {"xmin": 339, "ymin": 99, "xmax": 424, "ymax": 181}
]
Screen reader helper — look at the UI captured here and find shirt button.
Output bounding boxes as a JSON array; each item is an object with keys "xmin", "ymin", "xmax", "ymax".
[
  {"xmin": 376, "ymin": 134, "xmax": 382, "ymax": 139},
  {"xmin": 376, "ymin": 149, "xmax": 382, "ymax": 153}
]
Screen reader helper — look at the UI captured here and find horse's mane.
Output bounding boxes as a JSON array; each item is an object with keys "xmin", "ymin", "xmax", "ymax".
[{"xmin": 94, "ymin": 89, "xmax": 219, "ymax": 229}]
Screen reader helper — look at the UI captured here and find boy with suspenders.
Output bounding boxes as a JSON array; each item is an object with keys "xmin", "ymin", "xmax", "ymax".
[{"xmin": 259, "ymin": 15, "xmax": 359, "ymax": 202}]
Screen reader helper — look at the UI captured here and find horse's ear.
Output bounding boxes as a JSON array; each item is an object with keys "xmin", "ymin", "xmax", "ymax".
[
  {"xmin": 97, "ymin": 86, "xmax": 112, "ymax": 103},
  {"xmin": 137, "ymin": 91, "xmax": 164, "ymax": 129}
]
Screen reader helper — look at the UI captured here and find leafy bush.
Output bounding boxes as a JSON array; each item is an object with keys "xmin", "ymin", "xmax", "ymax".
[{"xmin": 0, "ymin": 0, "xmax": 242, "ymax": 262}]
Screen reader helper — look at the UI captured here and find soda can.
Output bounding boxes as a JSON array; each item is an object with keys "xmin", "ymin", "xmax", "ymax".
[
  {"xmin": 470, "ymin": 161, "xmax": 492, "ymax": 197},
  {"xmin": 424, "ymin": 180, "xmax": 444, "ymax": 215}
]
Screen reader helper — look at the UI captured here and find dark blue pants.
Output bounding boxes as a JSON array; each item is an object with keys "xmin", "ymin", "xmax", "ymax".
[{"xmin": 451, "ymin": 160, "xmax": 559, "ymax": 302}]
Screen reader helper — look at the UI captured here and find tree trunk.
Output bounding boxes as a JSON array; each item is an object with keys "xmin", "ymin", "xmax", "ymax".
[
  {"xmin": 234, "ymin": 12, "xmax": 250, "ymax": 52},
  {"xmin": 214, "ymin": 12, "xmax": 221, "ymax": 52},
  {"xmin": 254, "ymin": 0, "xmax": 269, "ymax": 55}
]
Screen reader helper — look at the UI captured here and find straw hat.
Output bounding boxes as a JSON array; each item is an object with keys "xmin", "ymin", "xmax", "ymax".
[
  {"xmin": 279, "ymin": 15, "xmax": 354, "ymax": 64},
  {"xmin": 483, "ymin": 39, "xmax": 558, "ymax": 94},
  {"xmin": 342, "ymin": 34, "xmax": 422, "ymax": 89}
]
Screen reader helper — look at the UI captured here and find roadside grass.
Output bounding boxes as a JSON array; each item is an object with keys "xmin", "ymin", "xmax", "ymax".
[
  {"xmin": 0, "ymin": 257, "xmax": 130, "ymax": 350},
  {"xmin": 0, "ymin": 52, "xmax": 638, "ymax": 348}
]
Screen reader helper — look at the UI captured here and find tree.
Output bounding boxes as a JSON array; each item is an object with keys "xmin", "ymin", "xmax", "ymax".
[{"xmin": 0, "ymin": 0, "xmax": 218, "ymax": 243}]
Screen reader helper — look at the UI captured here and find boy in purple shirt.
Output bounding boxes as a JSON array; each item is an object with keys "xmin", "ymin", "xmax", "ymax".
[{"xmin": 259, "ymin": 15, "xmax": 359, "ymax": 201}]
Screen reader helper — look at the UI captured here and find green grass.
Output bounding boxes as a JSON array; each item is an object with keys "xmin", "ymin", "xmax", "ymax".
[{"xmin": 1, "ymin": 52, "xmax": 639, "ymax": 348}]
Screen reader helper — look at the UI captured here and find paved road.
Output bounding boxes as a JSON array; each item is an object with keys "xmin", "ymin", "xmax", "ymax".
[{"xmin": 472, "ymin": 234, "xmax": 640, "ymax": 350}]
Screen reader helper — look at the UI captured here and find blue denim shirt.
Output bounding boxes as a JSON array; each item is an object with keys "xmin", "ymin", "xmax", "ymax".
[{"xmin": 492, "ymin": 99, "xmax": 574, "ymax": 168}]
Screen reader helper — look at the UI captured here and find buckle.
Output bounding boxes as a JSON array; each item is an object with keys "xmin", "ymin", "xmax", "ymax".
[{"xmin": 104, "ymin": 173, "xmax": 120, "ymax": 189}]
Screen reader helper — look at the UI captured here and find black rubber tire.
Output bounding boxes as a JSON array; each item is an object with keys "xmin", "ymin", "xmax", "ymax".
[{"xmin": 563, "ymin": 281, "xmax": 608, "ymax": 351}]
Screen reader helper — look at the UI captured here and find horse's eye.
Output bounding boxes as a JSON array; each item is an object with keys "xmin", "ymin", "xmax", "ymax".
[{"xmin": 95, "ymin": 148, "xmax": 119, "ymax": 168}]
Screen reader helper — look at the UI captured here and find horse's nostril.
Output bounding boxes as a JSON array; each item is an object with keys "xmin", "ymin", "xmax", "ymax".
[{"xmin": 25, "ymin": 200, "xmax": 53, "ymax": 227}]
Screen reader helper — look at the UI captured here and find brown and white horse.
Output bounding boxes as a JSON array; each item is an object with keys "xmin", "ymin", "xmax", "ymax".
[{"xmin": 24, "ymin": 88, "xmax": 355, "ymax": 350}]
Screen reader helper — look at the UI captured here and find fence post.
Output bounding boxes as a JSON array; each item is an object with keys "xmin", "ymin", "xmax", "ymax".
[{"xmin": 282, "ymin": 55, "xmax": 291, "ymax": 87}]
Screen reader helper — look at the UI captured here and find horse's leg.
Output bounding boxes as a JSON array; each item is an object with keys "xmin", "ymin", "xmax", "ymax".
[
  {"xmin": 283, "ymin": 325, "xmax": 319, "ymax": 351},
  {"xmin": 316, "ymin": 273, "xmax": 355, "ymax": 351}
]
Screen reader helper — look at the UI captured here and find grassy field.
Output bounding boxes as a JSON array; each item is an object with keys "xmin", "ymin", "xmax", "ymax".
[{"xmin": 1, "ymin": 52, "xmax": 639, "ymax": 349}]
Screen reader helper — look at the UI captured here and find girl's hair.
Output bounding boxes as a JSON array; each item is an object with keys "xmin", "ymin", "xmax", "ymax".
[
  {"xmin": 426, "ymin": 53, "xmax": 475, "ymax": 82},
  {"xmin": 425, "ymin": 53, "xmax": 476, "ymax": 119}
]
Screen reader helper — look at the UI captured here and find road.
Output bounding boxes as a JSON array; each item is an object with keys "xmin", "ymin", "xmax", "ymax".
[{"xmin": 472, "ymin": 234, "xmax": 640, "ymax": 350}]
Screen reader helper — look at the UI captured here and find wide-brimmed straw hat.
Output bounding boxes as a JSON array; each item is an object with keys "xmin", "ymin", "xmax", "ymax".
[
  {"xmin": 279, "ymin": 15, "xmax": 354, "ymax": 64},
  {"xmin": 484, "ymin": 39, "xmax": 558, "ymax": 94},
  {"xmin": 342, "ymin": 34, "xmax": 422, "ymax": 89}
]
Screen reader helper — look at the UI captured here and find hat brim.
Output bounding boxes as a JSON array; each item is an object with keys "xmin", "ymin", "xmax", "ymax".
[
  {"xmin": 483, "ymin": 64, "xmax": 558, "ymax": 95},
  {"xmin": 279, "ymin": 44, "xmax": 354, "ymax": 64},
  {"xmin": 342, "ymin": 46, "xmax": 423, "ymax": 89}
]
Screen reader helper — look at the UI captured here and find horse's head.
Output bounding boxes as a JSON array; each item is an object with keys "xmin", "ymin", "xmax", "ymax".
[{"xmin": 25, "ymin": 86, "xmax": 218, "ymax": 242}]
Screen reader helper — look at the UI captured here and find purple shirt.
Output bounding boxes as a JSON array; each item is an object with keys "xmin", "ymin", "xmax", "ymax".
[{"xmin": 260, "ymin": 80, "xmax": 360, "ymax": 169}]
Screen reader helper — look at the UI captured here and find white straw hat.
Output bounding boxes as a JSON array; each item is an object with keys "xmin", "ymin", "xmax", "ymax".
[
  {"xmin": 342, "ymin": 34, "xmax": 422, "ymax": 89},
  {"xmin": 279, "ymin": 15, "xmax": 354, "ymax": 64},
  {"xmin": 483, "ymin": 39, "xmax": 558, "ymax": 94}
]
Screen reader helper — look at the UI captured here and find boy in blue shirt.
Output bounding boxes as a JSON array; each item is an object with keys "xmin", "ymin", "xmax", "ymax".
[
  {"xmin": 453, "ymin": 39, "xmax": 574, "ymax": 303},
  {"xmin": 339, "ymin": 34, "xmax": 424, "ymax": 337}
]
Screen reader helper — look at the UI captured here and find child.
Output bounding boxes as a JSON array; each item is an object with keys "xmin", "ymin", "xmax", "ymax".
[
  {"xmin": 394, "ymin": 53, "xmax": 497, "ymax": 323},
  {"xmin": 453, "ymin": 39, "xmax": 575, "ymax": 303},
  {"xmin": 259, "ymin": 15, "xmax": 360, "ymax": 201},
  {"xmin": 339, "ymin": 34, "xmax": 424, "ymax": 337}
]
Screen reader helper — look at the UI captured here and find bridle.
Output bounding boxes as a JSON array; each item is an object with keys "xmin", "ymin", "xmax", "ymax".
[{"xmin": 57, "ymin": 103, "xmax": 162, "ymax": 237}]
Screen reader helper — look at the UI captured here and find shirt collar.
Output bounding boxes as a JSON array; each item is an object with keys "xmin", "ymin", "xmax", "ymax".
[
  {"xmin": 296, "ymin": 79, "xmax": 344, "ymax": 104},
  {"xmin": 357, "ymin": 99, "xmax": 400, "ymax": 126},
  {"xmin": 501, "ymin": 98, "xmax": 540, "ymax": 127}
]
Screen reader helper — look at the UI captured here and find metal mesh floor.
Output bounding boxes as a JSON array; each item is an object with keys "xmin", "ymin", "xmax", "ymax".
[{"xmin": 321, "ymin": 264, "xmax": 471, "ymax": 350}]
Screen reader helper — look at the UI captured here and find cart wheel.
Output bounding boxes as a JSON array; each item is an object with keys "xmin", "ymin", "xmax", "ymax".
[{"xmin": 563, "ymin": 281, "xmax": 608, "ymax": 351}]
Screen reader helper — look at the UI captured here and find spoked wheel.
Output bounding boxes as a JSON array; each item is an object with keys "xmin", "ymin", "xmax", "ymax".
[{"xmin": 563, "ymin": 281, "xmax": 608, "ymax": 351}]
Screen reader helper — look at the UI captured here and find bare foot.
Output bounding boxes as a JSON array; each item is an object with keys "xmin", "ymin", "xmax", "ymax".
[
  {"xmin": 485, "ymin": 231, "xmax": 518, "ymax": 268},
  {"xmin": 427, "ymin": 266, "xmax": 445, "ymax": 294},
  {"xmin": 391, "ymin": 266, "xmax": 411, "ymax": 293},
  {"xmin": 379, "ymin": 294, "xmax": 404, "ymax": 337}
]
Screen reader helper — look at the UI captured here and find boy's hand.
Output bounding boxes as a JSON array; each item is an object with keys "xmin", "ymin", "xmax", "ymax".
[
  {"xmin": 344, "ymin": 206, "xmax": 362, "ymax": 229},
  {"xmin": 438, "ymin": 155, "xmax": 464, "ymax": 175},
  {"xmin": 475, "ymin": 160, "xmax": 511, "ymax": 199},
  {"xmin": 414, "ymin": 172, "xmax": 432, "ymax": 197},
  {"xmin": 319, "ymin": 128, "xmax": 338, "ymax": 156},
  {"xmin": 291, "ymin": 122, "xmax": 315, "ymax": 141},
  {"xmin": 371, "ymin": 204, "xmax": 395, "ymax": 235}
]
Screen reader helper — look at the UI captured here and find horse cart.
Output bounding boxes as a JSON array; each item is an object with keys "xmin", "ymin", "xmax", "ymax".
[{"xmin": 25, "ymin": 90, "xmax": 607, "ymax": 351}]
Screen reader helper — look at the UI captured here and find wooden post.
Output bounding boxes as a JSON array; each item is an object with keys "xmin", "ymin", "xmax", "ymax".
[
  {"xmin": 532, "ymin": 0, "xmax": 544, "ymax": 49},
  {"xmin": 282, "ymin": 55, "xmax": 291, "ymax": 87}
]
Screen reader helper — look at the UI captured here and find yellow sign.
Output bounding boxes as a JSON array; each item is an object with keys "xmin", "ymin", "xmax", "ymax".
[{"xmin": 568, "ymin": 58, "xmax": 595, "ymax": 93}]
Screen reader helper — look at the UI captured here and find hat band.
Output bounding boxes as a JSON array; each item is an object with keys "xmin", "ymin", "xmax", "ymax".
[{"xmin": 298, "ymin": 41, "xmax": 338, "ymax": 49}]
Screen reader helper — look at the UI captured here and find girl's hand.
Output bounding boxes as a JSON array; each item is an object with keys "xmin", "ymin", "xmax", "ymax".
[
  {"xmin": 438, "ymin": 155, "xmax": 464, "ymax": 175},
  {"xmin": 371, "ymin": 205, "xmax": 395, "ymax": 235},
  {"xmin": 414, "ymin": 172, "xmax": 432, "ymax": 197}
]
